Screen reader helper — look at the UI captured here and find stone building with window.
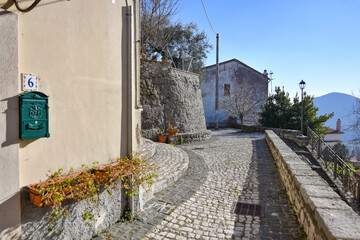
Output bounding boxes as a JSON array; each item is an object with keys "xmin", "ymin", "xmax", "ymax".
[{"xmin": 201, "ymin": 59, "xmax": 269, "ymax": 128}]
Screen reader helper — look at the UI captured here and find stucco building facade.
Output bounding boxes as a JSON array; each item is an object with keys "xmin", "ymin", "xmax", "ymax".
[
  {"xmin": 201, "ymin": 59, "xmax": 269, "ymax": 128},
  {"xmin": 324, "ymin": 119, "xmax": 344, "ymax": 146},
  {"xmin": 0, "ymin": 0, "xmax": 141, "ymax": 238}
]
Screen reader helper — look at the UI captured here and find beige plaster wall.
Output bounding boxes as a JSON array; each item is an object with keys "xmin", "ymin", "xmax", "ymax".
[
  {"xmin": 8, "ymin": 0, "xmax": 140, "ymax": 187},
  {"xmin": 323, "ymin": 133, "xmax": 341, "ymax": 146},
  {"xmin": 0, "ymin": 10, "xmax": 21, "ymax": 239}
]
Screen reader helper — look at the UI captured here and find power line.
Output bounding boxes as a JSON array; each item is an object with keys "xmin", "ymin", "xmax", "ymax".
[{"xmin": 200, "ymin": 0, "xmax": 216, "ymax": 34}]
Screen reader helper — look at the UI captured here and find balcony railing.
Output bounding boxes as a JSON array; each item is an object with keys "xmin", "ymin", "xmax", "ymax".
[{"xmin": 308, "ymin": 127, "xmax": 360, "ymax": 206}]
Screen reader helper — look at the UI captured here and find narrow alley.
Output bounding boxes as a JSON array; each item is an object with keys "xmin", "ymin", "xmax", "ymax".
[{"xmin": 95, "ymin": 129, "xmax": 304, "ymax": 240}]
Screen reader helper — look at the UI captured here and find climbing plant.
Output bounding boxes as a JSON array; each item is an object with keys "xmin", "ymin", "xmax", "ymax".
[{"xmin": 27, "ymin": 155, "xmax": 155, "ymax": 231}]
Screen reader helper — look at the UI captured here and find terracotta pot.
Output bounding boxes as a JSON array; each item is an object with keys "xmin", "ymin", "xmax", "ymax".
[
  {"xmin": 158, "ymin": 135, "xmax": 167, "ymax": 143},
  {"xmin": 94, "ymin": 171, "xmax": 107, "ymax": 183},
  {"xmin": 26, "ymin": 172, "xmax": 86, "ymax": 207},
  {"xmin": 167, "ymin": 129, "xmax": 179, "ymax": 135},
  {"xmin": 26, "ymin": 161, "xmax": 135, "ymax": 207},
  {"xmin": 162, "ymin": 59, "xmax": 167, "ymax": 63},
  {"xmin": 94, "ymin": 162, "xmax": 120, "ymax": 183},
  {"xmin": 27, "ymin": 186, "xmax": 43, "ymax": 207}
]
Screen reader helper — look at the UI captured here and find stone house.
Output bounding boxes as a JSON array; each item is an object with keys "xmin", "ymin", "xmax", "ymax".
[
  {"xmin": 324, "ymin": 119, "xmax": 344, "ymax": 146},
  {"xmin": 0, "ymin": 1, "xmax": 141, "ymax": 239},
  {"xmin": 201, "ymin": 59, "xmax": 269, "ymax": 128}
]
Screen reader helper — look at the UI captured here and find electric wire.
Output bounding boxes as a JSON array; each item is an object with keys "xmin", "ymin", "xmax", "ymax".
[{"xmin": 200, "ymin": 0, "xmax": 216, "ymax": 34}]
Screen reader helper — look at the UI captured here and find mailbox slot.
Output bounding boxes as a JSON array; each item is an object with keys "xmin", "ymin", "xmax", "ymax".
[{"xmin": 19, "ymin": 91, "xmax": 50, "ymax": 140}]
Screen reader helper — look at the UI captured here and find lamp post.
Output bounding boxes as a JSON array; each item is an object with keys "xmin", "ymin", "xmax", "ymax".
[{"xmin": 299, "ymin": 80, "xmax": 306, "ymax": 134}]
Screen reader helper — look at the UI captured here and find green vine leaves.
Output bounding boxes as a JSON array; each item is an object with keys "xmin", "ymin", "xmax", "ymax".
[{"xmin": 31, "ymin": 155, "xmax": 155, "ymax": 231}]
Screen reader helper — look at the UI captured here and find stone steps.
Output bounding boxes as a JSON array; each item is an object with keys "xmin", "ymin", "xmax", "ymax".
[{"xmin": 138, "ymin": 140, "xmax": 189, "ymax": 210}]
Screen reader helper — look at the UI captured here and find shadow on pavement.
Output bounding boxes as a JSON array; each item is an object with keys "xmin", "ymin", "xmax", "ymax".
[{"xmin": 232, "ymin": 139, "xmax": 305, "ymax": 240}]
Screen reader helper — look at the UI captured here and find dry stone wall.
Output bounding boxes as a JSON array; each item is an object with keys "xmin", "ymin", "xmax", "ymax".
[
  {"xmin": 21, "ymin": 182, "xmax": 128, "ymax": 239},
  {"xmin": 235, "ymin": 124, "xmax": 309, "ymax": 147},
  {"xmin": 140, "ymin": 60, "xmax": 210, "ymax": 142},
  {"xmin": 265, "ymin": 130, "xmax": 360, "ymax": 240}
]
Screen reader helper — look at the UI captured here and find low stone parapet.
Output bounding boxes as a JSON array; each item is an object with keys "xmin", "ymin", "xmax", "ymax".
[
  {"xmin": 236, "ymin": 124, "xmax": 309, "ymax": 147},
  {"xmin": 172, "ymin": 130, "xmax": 212, "ymax": 144},
  {"xmin": 265, "ymin": 130, "xmax": 360, "ymax": 240},
  {"xmin": 142, "ymin": 129, "xmax": 212, "ymax": 144}
]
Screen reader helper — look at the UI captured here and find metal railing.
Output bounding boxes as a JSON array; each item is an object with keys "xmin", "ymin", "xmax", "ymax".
[{"xmin": 308, "ymin": 127, "xmax": 360, "ymax": 205}]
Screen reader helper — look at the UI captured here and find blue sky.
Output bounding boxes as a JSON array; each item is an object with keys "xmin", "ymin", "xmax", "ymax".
[{"xmin": 175, "ymin": 0, "xmax": 360, "ymax": 98}]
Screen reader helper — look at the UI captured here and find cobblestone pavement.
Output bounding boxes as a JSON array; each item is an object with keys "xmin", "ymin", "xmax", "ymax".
[
  {"xmin": 95, "ymin": 129, "xmax": 304, "ymax": 240},
  {"xmin": 143, "ymin": 141, "xmax": 189, "ymax": 196},
  {"xmin": 94, "ymin": 141, "xmax": 208, "ymax": 240}
]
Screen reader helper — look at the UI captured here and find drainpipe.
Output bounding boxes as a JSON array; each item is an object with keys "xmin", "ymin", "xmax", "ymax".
[
  {"xmin": 127, "ymin": 4, "xmax": 133, "ymax": 156},
  {"xmin": 127, "ymin": 0, "xmax": 142, "ymax": 216},
  {"xmin": 134, "ymin": 0, "xmax": 141, "ymax": 110}
]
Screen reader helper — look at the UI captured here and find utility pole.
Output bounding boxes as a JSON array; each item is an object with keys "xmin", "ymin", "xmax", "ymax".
[
  {"xmin": 215, "ymin": 33, "xmax": 219, "ymax": 129},
  {"xmin": 182, "ymin": 50, "xmax": 184, "ymax": 70}
]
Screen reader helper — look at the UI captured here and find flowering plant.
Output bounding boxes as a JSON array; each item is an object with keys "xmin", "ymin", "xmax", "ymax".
[{"xmin": 167, "ymin": 122, "xmax": 177, "ymax": 130}]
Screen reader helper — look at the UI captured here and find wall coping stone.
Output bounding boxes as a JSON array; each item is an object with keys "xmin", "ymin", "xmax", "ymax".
[
  {"xmin": 265, "ymin": 130, "xmax": 360, "ymax": 240},
  {"xmin": 142, "ymin": 129, "xmax": 212, "ymax": 144},
  {"xmin": 315, "ymin": 208, "xmax": 360, "ymax": 239},
  {"xmin": 236, "ymin": 124, "xmax": 310, "ymax": 147},
  {"xmin": 300, "ymin": 185, "xmax": 342, "ymax": 200}
]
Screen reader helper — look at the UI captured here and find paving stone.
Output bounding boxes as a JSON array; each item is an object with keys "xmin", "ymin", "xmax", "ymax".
[{"xmin": 94, "ymin": 129, "xmax": 304, "ymax": 240}]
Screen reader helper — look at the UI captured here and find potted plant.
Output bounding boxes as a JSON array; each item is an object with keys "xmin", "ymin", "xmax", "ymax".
[
  {"xmin": 26, "ymin": 169, "xmax": 98, "ymax": 207},
  {"xmin": 93, "ymin": 162, "xmax": 120, "ymax": 183},
  {"xmin": 25, "ymin": 156, "xmax": 156, "ymax": 229},
  {"xmin": 141, "ymin": 54, "xmax": 146, "ymax": 60},
  {"xmin": 167, "ymin": 123, "xmax": 179, "ymax": 135},
  {"xmin": 151, "ymin": 55, "xmax": 158, "ymax": 61},
  {"xmin": 158, "ymin": 129, "xmax": 167, "ymax": 143},
  {"xmin": 161, "ymin": 57, "xmax": 168, "ymax": 63}
]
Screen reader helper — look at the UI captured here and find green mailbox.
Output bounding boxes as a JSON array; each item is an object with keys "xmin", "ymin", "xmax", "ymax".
[{"xmin": 19, "ymin": 91, "xmax": 50, "ymax": 140}]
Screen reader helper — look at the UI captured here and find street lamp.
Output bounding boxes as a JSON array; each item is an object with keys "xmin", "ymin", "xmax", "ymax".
[{"xmin": 299, "ymin": 80, "xmax": 306, "ymax": 134}]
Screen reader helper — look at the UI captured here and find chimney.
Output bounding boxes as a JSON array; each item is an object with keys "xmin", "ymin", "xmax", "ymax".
[
  {"xmin": 336, "ymin": 119, "xmax": 341, "ymax": 131},
  {"xmin": 263, "ymin": 70, "xmax": 268, "ymax": 76}
]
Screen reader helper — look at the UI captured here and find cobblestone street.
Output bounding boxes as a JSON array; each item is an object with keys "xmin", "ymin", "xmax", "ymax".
[{"xmin": 95, "ymin": 129, "xmax": 304, "ymax": 240}]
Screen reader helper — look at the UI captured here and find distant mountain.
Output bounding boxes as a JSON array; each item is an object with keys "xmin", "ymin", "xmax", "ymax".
[{"xmin": 313, "ymin": 92, "xmax": 358, "ymax": 144}]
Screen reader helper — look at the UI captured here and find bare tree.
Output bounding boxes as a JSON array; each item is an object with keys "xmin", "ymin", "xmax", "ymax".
[
  {"xmin": 349, "ymin": 91, "xmax": 360, "ymax": 159},
  {"xmin": 140, "ymin": 0, "xmax": 181, "ymax": 57},
  {"xmin": 353, "ymin": 93, "xmax": 360, "ymax": 143},
  {"xmin": 220, "ymin": 84, "xmax": 264, "ymax": 130}
]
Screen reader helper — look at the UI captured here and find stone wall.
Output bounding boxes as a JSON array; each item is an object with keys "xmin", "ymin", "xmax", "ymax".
[
  {"xmin": 265, "ymin": 130, "xmax": 360, "ymax": 240},
  {"xmin": 21, "ymin": 181, "xmax": 128, "ymax": 239},
  {"xmin": 201, "ymin": 59, "xmax": 268, "ymax": 127},
  {"xmin": 140, "ymin": 60, "xmax": 211, "ymax": 142},
  {"xmin": 235, "ymin": 124, "xmax": 309, "ymax": 147}
]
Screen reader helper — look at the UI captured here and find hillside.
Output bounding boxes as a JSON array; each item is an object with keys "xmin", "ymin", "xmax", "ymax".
[{"xmin": 313, "ymin": 92, "xmax": 358, "ymax": 144}]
